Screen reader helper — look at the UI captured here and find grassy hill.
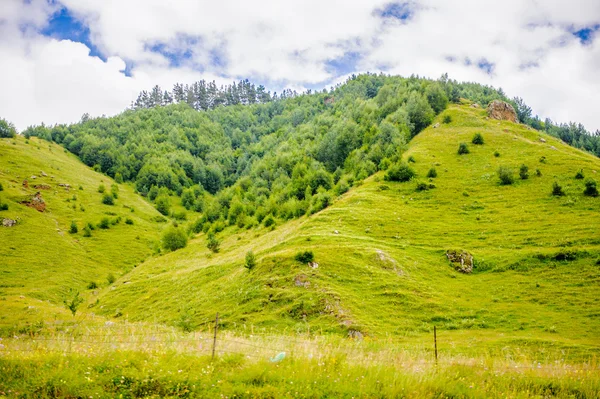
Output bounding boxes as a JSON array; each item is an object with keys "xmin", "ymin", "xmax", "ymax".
[
  {"xmin": 1, "ymin": 103, "xmax": 599, "ymax": 398},
  {"xmin": 85, "ymin": 104, "xmax": 600, "ymax": 357},
  {"xmin": 0, "ymin": 136, "xmax": 167, "ymax": 327}
]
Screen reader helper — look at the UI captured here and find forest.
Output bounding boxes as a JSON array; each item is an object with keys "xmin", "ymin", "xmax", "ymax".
[{"xmin": 21, "ymin": 74, "xmax": 600, "ymax": 233}]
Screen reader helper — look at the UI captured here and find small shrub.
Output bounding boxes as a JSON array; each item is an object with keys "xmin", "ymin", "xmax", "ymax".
[
  {"xmin": 519, "ymin": 164, "xmax": 529, "ymax": 180},
  {"xmin": 63, "ymin": 290, "xmax": 84, "ymax": 317},
  {"xmin": 535, "ymin": 169, "xmax": 542, "ymax": 177},
  {"xmin": 148, "ymin": 186, "xmax": 159, "ymax": 201},
  {"xmin": 497, "ymin": 166, "xmax": 515, "ymax": 185},
  {"xmin": 263, "ymin": 214, "xmax": 275, "ymax": 227},
  {"xmin": 171, "ymin": 210, "xmax": 187, "ymax": 221},
  {"xmin": 107, "ymin": 273, "xmax": 116, "ymax": 285},
  {"xmin": 162, "ymin": 226, "xmax": 188, "ymax": 251},
  {"xmin": 494, "ymin": 151, "xmax": 500, "ymax": 157},
  {"xmin": 98, "ymin": 217, "xmax": 110, "ymax": 229},
  {"xmin": 584, "ymin": 179, "xmax": 599, "ymax": 197},
  {"xmin": 309, "ymin": 190, "xmax": 331, "ymax": 215},
  {"xmin": 426, "ymin": 168, "xmax": 437, "ymax": 178},
  {"xmin": 471, "ymin": 133, "xmax": 484, "ymax": 145},
  {"xmin": 115, "ymin": 172, "xmax": 123, "ymax": 183},
  {"xmin": 83, "ymin": 225, "xmax": 92, "ymax": 237},
  {"xmin": 206, "ymin": 232, "xmax": 221, "ymax": 253},
  {"xmin": 110, "ymin": 184, "xmax": 119, "ymax": 199},
  {"xmin": 335, "ymin": 180, "xmax": 350, "ymax": 196},
  {"xmin": 552, "ymin": 182, "xmax": 565, "ymax": 196},
  {"xmin": 415, "ymin": 181, "xmax": 431, "ymax": 192},
  {"xmin": 244, "ymin": 250, "xmax": 256, "ymax": 270},
  {"xmin": 87, "ymin": 281, "xmax": 98, "ymax": 290},
  {"xmin": 125, "ymin": 217, "xmax": 134, "ymax": 225},
  {"xmin": 98, "ymin": 184, "xmax": 105, "ymax": 193},
  {"xmin": 102, "ymin": 193, "xmax": 114, "ymax": 205},
  {"xmin": 407, "ymin": 155, "xmax": 416, "ymax": 163},
  {"xmin": 442, "ymin": 114, "xmax": 452, "ymax": 124},
  {"xmin": 539, "ymin": 156, "xmax": 547, "ymax": 163},
  {"xmin": 155, "ymin": 195, "xmax": 170, "ymax": 216},
  {"xmin": 0, "ymin": 200, "xmax": 8, "ymax": 211},
  {"xmin": 0, "ymin": 183, "xmax": 3, "ymax": 191},
  {"xmin": 384, "ymin": 163, "xmax": 415, "ymax": 182},
  {"xmin": 575, "ymin": 169, "xmax": 584, "ymax": 179},
  {"xmin": 457, "ymin": 143, "xmax": 470, "ymax": 155},
  {"xmin": 379, "ymin": 158, "xmax": 391, "ymax": 170},
  {"xmin": 295, "ymin": 251, "xmax": 314, "ymax": 263},
  {"xmin": 69, "ymin": 220, "xmax": 78, "ymax": 234}
]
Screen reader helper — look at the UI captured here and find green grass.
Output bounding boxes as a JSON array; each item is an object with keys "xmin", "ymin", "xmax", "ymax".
[
  {"xmin": 1, "ymin": 105, "xmax": 600, "ymax": 396},
  {"xmin": 86, "ymin": 105, "xmax": 600, "ymax": 350},
  {"xmin": 0, "ymin": 137, "xmax": 165, "ymax": 326}
]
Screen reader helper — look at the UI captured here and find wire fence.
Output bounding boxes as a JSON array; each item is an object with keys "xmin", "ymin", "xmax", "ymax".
[{"xmin": 1, "ymin": 317, "xmax": 599, "ymax": 373}]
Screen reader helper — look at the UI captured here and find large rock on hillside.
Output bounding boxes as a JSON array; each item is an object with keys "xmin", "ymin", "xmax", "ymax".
[{"xmin": 487, "ymin": 100, "xmax": 518, "ymax": 123}]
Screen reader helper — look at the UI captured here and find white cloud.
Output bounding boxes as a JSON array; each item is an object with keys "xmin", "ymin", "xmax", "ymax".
[{"xmin": 0, "ymin": 0, "xmax": 599, "ymax": 132}]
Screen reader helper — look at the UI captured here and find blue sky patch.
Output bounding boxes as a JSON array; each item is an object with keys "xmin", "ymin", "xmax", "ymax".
[
  {"xmin": 572, "ymin": 24, "xmax": 600, "ymax": 44},
  {"xmin": 325, "ymin": 51, "xmax": 361, "ymax": 76},
  {"xmin": 374, "ymin": 2, "xmax": 415, "ymax": 21},
  {"xmin": 145, "ymin": 34, "xmax": 227, "ymax": 72},
  {"xmin": 477, "ymin": 58, "xmax": 495, "ymax": 75},
  {"xmin": 40, "ymin": 7, "xmax": 105, "ymax": 61}
]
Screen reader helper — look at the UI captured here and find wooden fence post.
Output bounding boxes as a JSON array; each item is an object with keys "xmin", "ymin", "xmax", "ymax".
[
  {"xmin": 212, "ymin": 313, "xmax": 219, "ymax": 359},
  {"xmin": 434, "ymin": 325, "xmax": 438, "ymax": 363}
]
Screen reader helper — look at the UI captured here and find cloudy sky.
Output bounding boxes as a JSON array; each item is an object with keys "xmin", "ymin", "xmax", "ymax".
[{"xmin": 1, "ymin": 0, "xmax": 599, "ymax": 131}]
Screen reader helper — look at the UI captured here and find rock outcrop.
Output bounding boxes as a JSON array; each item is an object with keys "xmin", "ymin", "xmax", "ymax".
[
  {"xmin": 446, "ymin": 250, "xmax": 474, "ymax": 273},
  {"xmin": 2, "ymin": 218, "xmax": 17, "ymax": 227},
  {"xmin": 21, "ymin": 192, "xmax": 46, "ymax": 212},
  {"xmin": 487, "ymin": 100, "xmax": 518, "ymax": 123}
]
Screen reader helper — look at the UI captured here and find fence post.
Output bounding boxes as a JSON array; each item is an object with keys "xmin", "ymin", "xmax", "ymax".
[
  {"xmin": 434, "ymin": 325, "xmax": 438, "ymax": 364},
  {"xmin": 212, "ymin": 313, "xmax": 219, "ymax": 360}
]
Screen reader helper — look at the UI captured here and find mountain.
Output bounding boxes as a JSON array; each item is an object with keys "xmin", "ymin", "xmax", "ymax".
[{"xmin": 2, "ymin": 75, "xmax": 600, "ymax": 398}]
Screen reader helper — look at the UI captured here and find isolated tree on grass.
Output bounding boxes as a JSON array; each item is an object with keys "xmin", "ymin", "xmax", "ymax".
[
  {"xmin": 519, "ymin": 164, "xmax": 529, "ymax": 180},
  {"xmin": 584, "ymin": 179, "xmax": 598, "ymax": 197},
  {"xmin": 162, "ymin": 226, "xmax": 188, "ymax": 251},
  {"xmin": 458, "ymin": 143, "xmax": 470, "ymax": 155},
  {"xmin": 498, "ymin": 166, "xmax": 515, "ymax": 185},
  {"xmin": 244, "ymin": 250, "xmax": 256, "ymax": 270},
  {"xmin": 552, "ymin": 182, "xmax": 565, "ymax": 196},
  {"xmin": 0, "ymin": 118, "xmax": 17, "ymax": 138},
  {"xmin": 472, "ymin": 133, "xmax": 484, "ymax": 145},
  {"xmin": 64, "ymin": 290, "xmax": 84, "ymax": 316}
]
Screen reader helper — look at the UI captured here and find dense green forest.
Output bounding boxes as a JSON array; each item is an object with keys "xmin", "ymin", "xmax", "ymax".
[{"xmin": 20, "ymin": 74, "xmax": 600, "ymax": 233}]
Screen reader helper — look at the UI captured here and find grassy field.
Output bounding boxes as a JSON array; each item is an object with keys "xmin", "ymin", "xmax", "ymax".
[
  {"xmin": 1, "ymin": 321, "xmax": 598, "ymax": 398},
  {"xmin": 1, "ymin": 104, "xmax": 599, "ymax": 397},
  {"xmin": 0, "ymin": 136, "xmax": 166, "ymax": 327}
]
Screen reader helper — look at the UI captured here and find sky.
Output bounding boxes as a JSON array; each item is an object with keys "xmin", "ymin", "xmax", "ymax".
[{"xmin": 1, "ymin": 0, "xmax": 599, "ymax": 132}]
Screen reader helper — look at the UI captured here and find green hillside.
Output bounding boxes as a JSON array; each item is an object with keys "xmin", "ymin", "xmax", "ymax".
[
  {"xmin": 2, "ymin": 97, "xmax": 600, "ymax": 398},
  {"xmin": 0, "ymin": 137, "xmax": 166, "ymax": 326},
  {"xmin": 89, "ymin": 104, "xmax": 600, "ymax": 355}
]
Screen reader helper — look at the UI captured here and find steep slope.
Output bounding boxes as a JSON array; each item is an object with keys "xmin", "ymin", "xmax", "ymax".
[
  {"xmin": 96, "ymin": 104, "xmax": 600, "ymax": 351},
  {"xmin": 0, "ymin": 136, "xmax": 166, "ymax": 325}
]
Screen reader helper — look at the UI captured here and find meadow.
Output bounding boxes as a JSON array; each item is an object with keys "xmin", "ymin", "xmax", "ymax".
[{"xmin": 1, "ymin": 103, "xmax": 599, "ymax": 397}]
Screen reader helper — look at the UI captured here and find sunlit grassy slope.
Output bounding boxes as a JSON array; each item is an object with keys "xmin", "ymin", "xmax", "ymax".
[
  {"xmin": 0, "ymin": 136, "xmax": 165, "ymax": 325},
  {"xmin": 94, "ymin": 104, "xmax": 600, "ymax": 354}
]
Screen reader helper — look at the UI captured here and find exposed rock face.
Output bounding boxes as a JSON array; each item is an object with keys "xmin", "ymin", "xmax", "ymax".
[
  {"xmin": 21, "ymin": 192, "xmax": 46, "ymax": 212},
  {"xmin": 446, "ymin": 250, "xmax": 474, "ymax": 273},
  {"xmin": 294, "ymin": 274, "xmax": 310, "ymax": 288},
  {"xmin": 487, "ymin": 100, "xmax": 518, "ymax": 123},
  {"xmin": 2, "ymin": 218, "xmax": 17, "ymax": 227}
]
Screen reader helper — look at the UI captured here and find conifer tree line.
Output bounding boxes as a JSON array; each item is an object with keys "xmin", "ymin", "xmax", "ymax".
[{"xmin": 131, "ymin": 79, "xmax": 300, "ymax": 111}]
